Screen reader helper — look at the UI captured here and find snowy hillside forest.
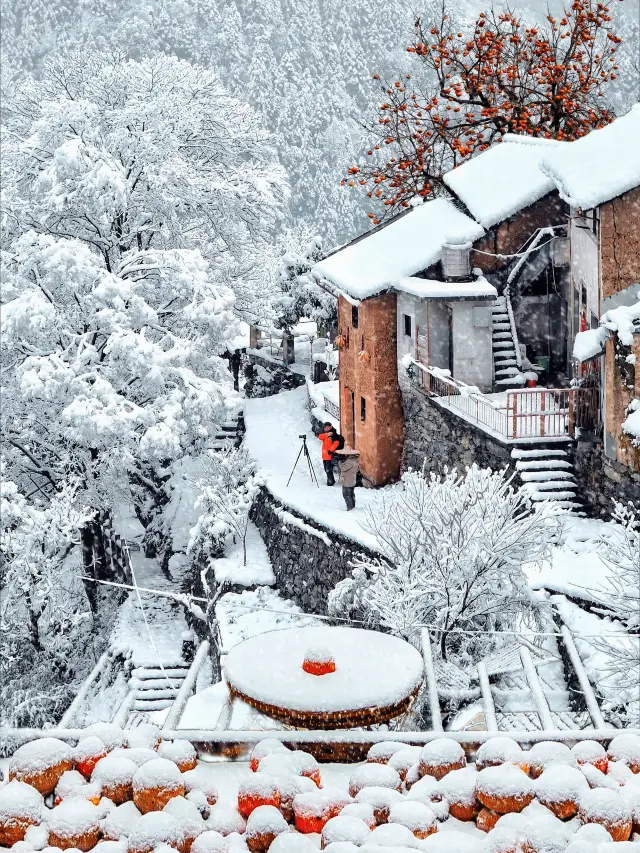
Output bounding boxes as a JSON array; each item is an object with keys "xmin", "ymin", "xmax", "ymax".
[{"xmin": 2, "ymin": 0, "xmax": 638, "ymax": 248}]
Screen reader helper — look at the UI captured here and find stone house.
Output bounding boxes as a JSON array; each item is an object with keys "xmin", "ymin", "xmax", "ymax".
[
  {"xmin": 313, "ymin": 197, "xmax": 497, "ymax": 485},
  {"xmin": 550, "ymin": 105, "xmax": 640, "ymax": 485},
  {"xmin": 444, "ymin": 134, "xmax": 571, "ymax": 380},
  {"xmin": 312, "ymin": 107, "xmax": 640, "ymax": 510}
]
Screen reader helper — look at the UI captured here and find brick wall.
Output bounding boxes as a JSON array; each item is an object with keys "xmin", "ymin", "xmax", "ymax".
[
  {"xmin": 600, "ymin": 186, "xmax": 640, "ymax": 299},
  {"xmin": 471, "ymin": 193, "xmax": 567, "ymax": 276},
  {"xmin": 337, "ymin": 293, "xmax": 404, "ymax": 485},
  {"xmin": 600, "ymin": 186, "xmax": 640, "ymax": 473}
]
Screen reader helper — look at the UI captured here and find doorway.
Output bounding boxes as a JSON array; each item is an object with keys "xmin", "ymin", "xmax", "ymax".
[
  {"xmin": 447, "ymin": 307, "xmax": 454, "ymax": 376},
  {"xmin": 344, "ymin": 386, "xmax": 356, "ymax": 448}
]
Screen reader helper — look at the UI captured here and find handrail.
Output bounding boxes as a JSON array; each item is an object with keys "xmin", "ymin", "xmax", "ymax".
[
  {"xmin": 410, "ymin": 359, "xmax": 598, "ymax": 441},
  {"xmin": 58, "ymin": 651, "xmax": 111, "ymax": 728},
  {"xmin": 162, "ymin": 640, "xmax": 211, "ymax": 733}
]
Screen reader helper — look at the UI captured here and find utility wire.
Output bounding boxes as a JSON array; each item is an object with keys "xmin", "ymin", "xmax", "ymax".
[{"xmin": 80, "ymin": 575, "xmax": 636, "ymax": 640}]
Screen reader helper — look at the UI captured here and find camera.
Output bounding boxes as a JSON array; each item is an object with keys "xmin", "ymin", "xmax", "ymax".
[{"xmin": 298, "ymin": 434, "xmax": 307, "ymax": 439}]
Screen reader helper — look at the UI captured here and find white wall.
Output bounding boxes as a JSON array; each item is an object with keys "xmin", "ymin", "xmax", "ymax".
[
  {"xmin": 570, "ymin": 215, "xmax": 600, "ymax": 322},
  {"xmin": 452, "ymin": 302, "xmax": 494, "ymax": 392}
]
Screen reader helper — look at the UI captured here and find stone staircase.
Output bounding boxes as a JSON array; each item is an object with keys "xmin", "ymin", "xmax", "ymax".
[
  {"xmin": 128, "ymin": 664, "xmax": 190, "ymax": 713},
  {"xmin": 511, "ymin": 447, "xmax": 582, "ymax": 510},
  {"xmin": 492, "ymin": 296, "xmax": 525, "ymax": 389},
  {"xmin": 209, "ymin": 412, "xmax": 245, "ymax": 452}
]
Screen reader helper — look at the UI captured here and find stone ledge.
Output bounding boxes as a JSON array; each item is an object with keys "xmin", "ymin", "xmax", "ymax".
[{"xmin": 250, "ymin": 486, "xmax": 379, "ymax": 615}]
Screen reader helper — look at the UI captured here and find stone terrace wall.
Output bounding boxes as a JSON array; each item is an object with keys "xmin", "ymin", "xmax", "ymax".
[
  {"xmin": 574, "ymin": 439, "xmax": 640, "ymax": 517},
  {"xmin": 250, "ymin": 487, "xmax": 379, "ymax": 615},
  {"xmin": 402, "ymin": 383, "xmax": 640, "ymax": 517},
  {"xmin": 401, "ymin": 384, "xmax": 518, "ymax": 478}
]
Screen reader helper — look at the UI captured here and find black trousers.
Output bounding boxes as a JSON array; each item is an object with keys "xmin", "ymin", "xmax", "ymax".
[
  {"xmin": 323, "ymin": 459, "xmax": 335, "ymax": 485},
  {"xmin": 342, "ymin": 486, "xmax": 355, "ymax": 510}
]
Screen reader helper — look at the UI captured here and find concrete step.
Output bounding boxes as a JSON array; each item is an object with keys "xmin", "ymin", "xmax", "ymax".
[
  {"xmin": 494, "ymin": 358, "xmax": 518, "ymax": 367},
  {"xmin": 131, "ymin": 667, "xmax": 190, "ymax": 679},
  {"xmin": 133, "ymin": 686, "xmax": 180, "ymax": 700},
  {"xmin": 492, "ymin": 323, "xmax": 512, "ymax": 331},
  {"xmin": 493, "ymin": 332, "xmax": 513, "ymax": 341},
  {"xmin": 496, "ymin": 376, "xmax": 525, "ymax": 386},
  {"xmin": 519, "ymin": 470, "xmax": 575, "ymax": 482},
  {"xmin": 550, "ymin": 500, "xmax": 583, "ymax": 510},
  {"xmin": 493, "ymin": 342, "xmax": 517, "ymax": 350},
  {"xmin": 523, "ymin": 480, "xmax": 577, "ymax": 491},
  {"xmin": 492, "ymin": 314, "xmax": 510, "ymax": 324},
  {"xmin": 530, "ymin": 490, "xmax": 577, "ymax": 501},
  {"xmin": 133, "ymin": 698, "xmax": 175, "ymax": 711},
  {"xmin": 515, "ymin": 459, "xmax": 573, "ymax": 470},
  {"xmin": 496, "ymin": 367, "xmax": 521, "ymax": 377},
  {"xmin": 512, "ymin": 448, "xmax": 569, "ymax": 458}
]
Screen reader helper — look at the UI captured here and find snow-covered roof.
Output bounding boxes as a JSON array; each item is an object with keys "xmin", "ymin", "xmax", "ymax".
[
  {"xmin": 312, "ymin": 199, "xmax": 484, "ymax": 301},
  {"xmin": 397, "ymin": 275, "xmax": 497, "ymax": 301},
  {"xmin": 573, "ymin": 291, "xmax": 640, "ymax": 361},
  {"xmin": 540, "ymin": 104, "xmax": 640, "ymax": 210},
  {"xmin": 443, "ymin": 135, "xmax": 565, "ymax": 228}
]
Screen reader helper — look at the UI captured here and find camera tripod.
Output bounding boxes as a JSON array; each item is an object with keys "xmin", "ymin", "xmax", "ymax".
[{"xmin": 286, "ymin": 434, "xmax": 319, "ymax": 487}]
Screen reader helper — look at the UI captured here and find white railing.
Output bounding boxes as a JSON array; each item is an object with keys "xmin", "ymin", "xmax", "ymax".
[
  {"xmin": 322, "ymin": 393, "xmax": 340, "ymax": 421},
  {"xmin": 410, "ymin": 361, "xmax": 599, "ymax": 441}
]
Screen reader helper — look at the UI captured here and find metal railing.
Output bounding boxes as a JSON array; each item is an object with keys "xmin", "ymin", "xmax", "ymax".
[
  {"xmin": 322, "ymin": 393, "xmax": 340, "ymax": 421},
  {"xmin": 412, "ymin": 361, "xmax": 600, "ymax": 441}
]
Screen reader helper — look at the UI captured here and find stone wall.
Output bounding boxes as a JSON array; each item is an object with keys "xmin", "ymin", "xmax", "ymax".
[
  {"xmin": 244, "ymin": 350, "xmax": 306, "ymax": 398},
  {"xmin": 401, "ymin": 383, "xmax": 517, "ymax": 478},
  {"xmin": 402, "ymin": 382, "xmax": 640, "ymax": 517},
  {"xmin": 250, "ymin": 487, "xmax": 379, "ymax": 615},
  {"xmin": 600, "ymin": 186, "xmax": 640, "ymax": 300},
  {"xmin": 573, "ymin": 439, "xmax": 640, "ymax": 516}
]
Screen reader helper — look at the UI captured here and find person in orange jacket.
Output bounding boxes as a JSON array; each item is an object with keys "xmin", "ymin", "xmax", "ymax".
[{"xmin": 318, "ymin": 422, "xmax": 339, "ymax": 486}]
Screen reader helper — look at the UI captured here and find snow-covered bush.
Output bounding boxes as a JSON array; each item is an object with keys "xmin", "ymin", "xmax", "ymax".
[
  {"xmin": 189, "ymin": 447, "xmax": 262, "ymax": 567},
  {"xmin": 329, "ymin": 465, "xmax": 560, "ymax": 664},
  {"xmin": 1, "ymin": 52, "xmax": 287, "ymax": 515}
]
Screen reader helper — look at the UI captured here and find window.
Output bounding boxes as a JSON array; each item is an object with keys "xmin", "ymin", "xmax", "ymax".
[
  {"xmin": 403, "ymin": 314, "xmax": 412, "ymax": 337},
  {"xmin": 360, "ymin": 396, "xmax": 366, "ymax": 422},
  {"xmin": 352, "ymin": 306, "xmax": 359, "ymax": 329}
]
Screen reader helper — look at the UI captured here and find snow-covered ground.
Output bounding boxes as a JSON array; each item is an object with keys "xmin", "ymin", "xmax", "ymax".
[
  {"xmin": 110, "ymin": 551, "xmax": 190, "ymax": 670},
  {"xmin": 244, "ymin": 385, "xmax": 382, "ymax": 550},
  {"xmin": 524, "ymin": 515, "xmax": 618, "ymax": 603}
]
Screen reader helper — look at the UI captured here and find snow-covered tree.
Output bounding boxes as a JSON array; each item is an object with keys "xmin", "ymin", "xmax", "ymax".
[
  {"xmin": 189, "ymin": 447, "xmax": 262, "ymax": 567},
  {"xmin": 329, "ymin": 465, "xmax": 560, "ymax": 664},
  {"xmin": 0, "ymin": 465, "xmax": 95, "ymax": 727},
  {"xmin": 1, "ymin": 52, "xmax": 287, "ymax": 512},
  {"xmin": 272, "ymin": 231, "xmax": 337, "ymax": 333}
]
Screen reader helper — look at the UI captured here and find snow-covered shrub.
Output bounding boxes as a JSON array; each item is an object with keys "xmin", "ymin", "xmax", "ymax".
[
  {"xmin": 591, "ymin": 502, "xmax": 640, "ymax": 725},
  {"xmin": 189, "ymin": 447, "xmax": 262, "ymax": 567},
  {"xmin": 329, "ymin": 465, "xmax": 560, "ymax": 664}
]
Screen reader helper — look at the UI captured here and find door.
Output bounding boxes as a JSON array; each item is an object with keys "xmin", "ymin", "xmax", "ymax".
[
  {"xmin": 344, "ymin": 386, "xmax": 356, "ymax": 448},
  {"xmin": 447, "ymin": 307, "xmax": 454, "ymax": 376}
]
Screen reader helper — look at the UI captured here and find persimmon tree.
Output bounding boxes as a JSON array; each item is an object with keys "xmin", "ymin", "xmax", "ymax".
[{"xmin": 347, "ymin": 0, "xmax": 623, "ymax": 220}]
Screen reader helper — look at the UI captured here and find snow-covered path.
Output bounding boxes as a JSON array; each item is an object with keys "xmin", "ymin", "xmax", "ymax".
[{"xmin": 244, "ymin": 386, "xmax": 382, "ymax": 551}]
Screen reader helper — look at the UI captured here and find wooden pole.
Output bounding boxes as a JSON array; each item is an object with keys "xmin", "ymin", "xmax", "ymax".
[
  {"xmin": 561, "ymin": 626, "xmax": 606, "ymax": 728},
  {"xmin": 519, "ymin": 646, "xmax": 555, "ymax": 730},
  {"xmin": 421, "ymin": 628, "xmax": 443, "ymax": 731},
  {"xmin": 477, "ymin": 662, "xmax": 498, "ymax": 732}
]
